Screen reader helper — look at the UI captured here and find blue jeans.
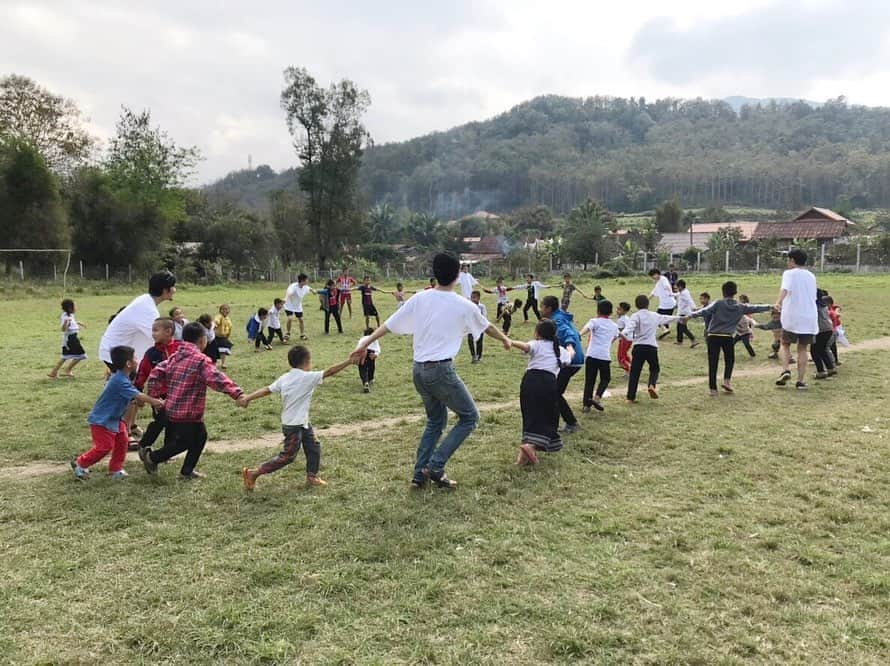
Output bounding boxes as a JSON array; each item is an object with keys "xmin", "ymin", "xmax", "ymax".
[{"xmin": 412, "ymin": 361, "xmax": 479, "ymax": 480}]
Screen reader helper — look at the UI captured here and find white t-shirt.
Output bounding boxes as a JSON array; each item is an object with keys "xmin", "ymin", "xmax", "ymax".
[
  {"xmin": 285, "ymin": 284, "xmax": 312, "ymax": 313},
  {"xmin": 524, "ymin": 339, "xmax": 572, "ymax": 375},
  {"xmin": 676, "ymin": 288, "xmax": 696, "ymax": 316},
  {"xmin": 269, "ymin": 368, "xmax": 324, "ymax": 426},
  {"xmin": 521, "ymin": 281, "xmax": 548, "ymax": 301},
  {"xmin": 622, "ymin": 310, "xmax": 679, "ymax": 347},
  {"xmin": 98, "ymin": 293, "xmax": 160, "ymax": 363},
  {"xmin": 384, "ymin": 289, "xmax": 490, "ymax": 362},
  {"xmin": 780, "ymin": 267, "xmax": 818, "ymax": 335},
  {"xmin": 61, "ymin": 312, "xmax": 78, "ymax": 345},
  {"xmin": 651, "ymin": 276, "xmax": 676, "ymax": 310},
  {"xmin": 269, "ymin": 306, "xmax": 282, "ymax": 329},
  {"xmin": 457, "ymin": 271, "xmax": 479, "ymax": 298},
  {"xmin": 616, "ymin": 314, "xmax": 629, "ymax": 331},
  {"xmin": 581, "ymin": 317, "xmax": 619, "ymax": 361},
  {"xmin": 357, "ymin": 335, "xmax": 381, "ymax": 356}
]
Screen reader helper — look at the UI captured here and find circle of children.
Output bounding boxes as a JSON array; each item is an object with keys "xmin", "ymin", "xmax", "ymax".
[{"xmin": 60, "ymin": 249, "xmax": 847, "ymax": 489}]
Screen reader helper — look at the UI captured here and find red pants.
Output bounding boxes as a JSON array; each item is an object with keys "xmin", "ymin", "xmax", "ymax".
[
  {"xmin": 617, "ymin": 338, "xmax": 632, "ymax": 373},
  {"xmin": 77, "ymin": 422, "xmax": 129, "ymax": 472}
]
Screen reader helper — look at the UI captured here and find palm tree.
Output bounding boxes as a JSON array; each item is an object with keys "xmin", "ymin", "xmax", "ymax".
[{"xmin": 368, "ymin": 202, "xmax": 397, "ymax": 243}]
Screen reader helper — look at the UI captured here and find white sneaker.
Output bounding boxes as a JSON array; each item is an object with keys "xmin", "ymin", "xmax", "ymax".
[{"xmin": 109, "ymin": 470, "xmax": 129, "ymax": 480}]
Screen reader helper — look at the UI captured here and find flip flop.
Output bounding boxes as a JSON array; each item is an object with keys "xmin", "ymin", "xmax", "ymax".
[{"xmin": 721, "ymin": 384, "xmax": 734, "ymax": 393}]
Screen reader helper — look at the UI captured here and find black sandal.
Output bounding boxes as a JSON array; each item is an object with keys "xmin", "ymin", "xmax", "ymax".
[{"xmin": 427, "ymin": 469, "xmax": 457, "ymax": 489}]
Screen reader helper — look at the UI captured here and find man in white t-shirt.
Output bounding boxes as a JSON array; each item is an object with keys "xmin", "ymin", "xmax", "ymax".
[
  {"xmin": 457, "ymin": 264, "xmax": 479, "ymax": 299},
  {"xmin": 774, "ymin": 249, "xmax": 818, "ymax": 390},
  {"xmin": 649, "ymin": 268, "xmax": 677, "ymax": 339},
  {"xmin": 352, "ymin": 253, "xmax": 511, "ymax": 489},
  {"xmin": 284, "ymin": 273, "xmax": 316, "ymax": 341},
  {"xmin": 99, "ymin": 271, "xmax": 177, "ymax": 366}
]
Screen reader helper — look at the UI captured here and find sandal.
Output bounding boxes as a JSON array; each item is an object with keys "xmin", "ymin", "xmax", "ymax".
[
  {"xmin": 721, "ymin": 383, "xmax": 734, "ymax": 393},
  {"xmin": 424, "ymin": 468, "xmax": 457, "ymax": 489}
]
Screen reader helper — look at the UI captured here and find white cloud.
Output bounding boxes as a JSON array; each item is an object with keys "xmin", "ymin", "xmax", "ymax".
[{"xmin": 2, "ymin": 0, "xmax": 887, "ymax": 184}]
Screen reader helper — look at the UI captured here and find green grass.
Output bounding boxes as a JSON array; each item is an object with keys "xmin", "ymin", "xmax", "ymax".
[{"xmin": 1, "ymin": 274, "xmax": 890, "ymax": 663}]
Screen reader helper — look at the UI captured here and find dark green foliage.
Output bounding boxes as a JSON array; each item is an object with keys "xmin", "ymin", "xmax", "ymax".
[
  {"xmin": 655, "ymin": 197, "xmax": 683, "ymax": 232},
  {"xmin": 560, "ymin": 198, "xmax": 611, "ymax": 264}
]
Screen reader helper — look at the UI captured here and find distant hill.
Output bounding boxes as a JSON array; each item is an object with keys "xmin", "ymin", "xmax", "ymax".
[
  {"xmin": 208, "ymin": 94, "xmax": 890, "ymax": 218},
  {"xmin": 722, "ymin": 96, "xmax": 821, "ymax": 112}
]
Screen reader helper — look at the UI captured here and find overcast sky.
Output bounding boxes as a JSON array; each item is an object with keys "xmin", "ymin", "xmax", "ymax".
[{"xmin": 4, "ymin": 0, "xmax": 890, "ymax": 184}]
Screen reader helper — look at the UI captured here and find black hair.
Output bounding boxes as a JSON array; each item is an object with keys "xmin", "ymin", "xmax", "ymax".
[
  {"xmin": 297, "ymin": 273, "xmax": 308, "ymax": 282},
  {"xmin": 497, "ymin": 276, "xmax": 504, "ymax": 282},
  {"xmin": 258, "ymin": 307, "xmax": 269, "ymax": 317},
  {"xmin": 197, "ymin": 313, "xmax": 213, "ymax": 327},
  {"xmin": 635, "ymin": 294, "xmax": 649, "ymax": 309},
  {"xmin": 148, "ymin": 270, "xmax": 176, "ymax": 297},
  {"xmin": 274, "ymin": 298, "xmax": 284, "ymax": 306},
  {"xmin": 169, "ymin": 307, "xmax": 181, "ymax": 317},
  {"xmin": 597, "ymin": 299, "xmax": 613, "ymax": 316},
  {"xmin": 325, "ymin": 279, "xmax": 334, "ymax": 287},
  {"xmin": 109, "ymin": 345, "xmax": 135, "ymax": 370},
  {"xmin": 471, "ymin": 290, "xmax": 481, "ymax": 298},
  {"xmin": 816, "ymin": 288, "xmax": 827, "ymax": 300},
  {"xmin": 526, "ymin": 273, "xmax": 534, "ymax": 279},
  {"xmin": 563, "ymin": 273, "xmax": 571, "ymax": 279},
  {"xmin": 788, "ymin": 248, "xmax": 808, "ymax": 266},
  {"xmin": 676, "ymin": 279, "xmax": 686, "ymax": 289},
  {"xmin": 513, "ymin": 298, "xmax": 523, "ymax": 309},
  {"xmin": 721, "ymin": 281, "xmax": 737, "ymax": 298},
  {"xmin": 432, "ymin": 252, "xmax": 460, "ymax": 287},
  {"xmin": 363, "ymin": 275, "xmax": 371, "ymax": 280},
  {"xmin": 396, "ymin": 282, "xmax": 403, "ymax": 290},
  {"xmin": 535, "ymin": 319, "xmax": 564, "ymax": 368},
  {"xmin": 739, "ymin": 294, "xmax": 750, "ymax": 303},
  {"xmin": 154, "ymin": 316, "xmax": 175, "ymax": 333},
  {"xmin": 108, "ymin": 305, "xmax": 125, "ymax": 324},
  {"xmin": 288, "ymin": 345, "xmax": 311, "ymax": 368},
  {"xmin": 541, "ymin": 295, "xmax": 559, "ymax": 313},
  {"xmin": 700, "ymin": 292, "xmax": 711, "ymax": 300},
  {"xmin": 648, "ymin": 268, "xmax": 661, "ymax": 277},
  {"xmin": 824, "ymin": 295, "xmax": 835, "ymax": 306},
  {"xmin": 594, "ymin": 285, "xmax": 602, "ymax": 291},
  {"xmin": 429, "ymin": 277, "xmax": 436, "ymax": 285},
  {"xmin": 618, "ymin": 301, "xmax": 631, "ymax": 313},
  {"xmin": 363, "ymin": 327, "xmax": 374, "ymax": 335},
  {"xmin": 61, "ymin": 298, "xmax": 75, "ymax": 314},
  {"xmin": 182, "ymin": 322, "xmax": 207, "ymax": 344}
]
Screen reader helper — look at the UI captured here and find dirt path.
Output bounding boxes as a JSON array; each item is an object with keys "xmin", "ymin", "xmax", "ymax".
[{"xmin": 5, "ymin": 336, "xmax": 888, "ymax": 481}]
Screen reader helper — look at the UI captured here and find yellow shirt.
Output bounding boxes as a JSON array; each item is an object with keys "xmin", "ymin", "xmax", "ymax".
[{"xmin": 213, "ymin": 314, "xmax": 233, "ymax": 337}]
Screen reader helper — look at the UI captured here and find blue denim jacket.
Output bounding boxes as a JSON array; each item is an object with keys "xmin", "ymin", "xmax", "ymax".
[{"xmin": 550, "ymin": 309, "xmax": 584, "ymax": 366}]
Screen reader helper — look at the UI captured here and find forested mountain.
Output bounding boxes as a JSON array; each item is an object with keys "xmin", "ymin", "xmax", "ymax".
[{"xmin": 210, "ymin": 94, "xmax": 890, "ymax": 219}]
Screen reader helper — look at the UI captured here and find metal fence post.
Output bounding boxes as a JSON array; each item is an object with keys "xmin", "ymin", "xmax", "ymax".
[
  {"xmin": 79, "ymin": 260, "xmax": 83, "ymax": 278},
  {"xmin": 724, "ymin": 250, "xmax": 730, "ymax": 273},
  {"xmin": 820, "ymin": 243, "xmax": 826, "ymax": 272},
  {"xmin": 19, "ymin": 260, "xmax": 24, "ymax": 280},
  {"xmin": 105, "ymin": 264, "xmax": 109, "ymax": 280},
  {"xmin": 697, "ymin": 252, "xmax": 701, "ymax": 272},
  {"xmin": 755, "ymin": 255, "xmax": 760, "ymax": 273},
  {"xmin": 856, "ymin": 242, "xmax": 861, "ymax": 272}
]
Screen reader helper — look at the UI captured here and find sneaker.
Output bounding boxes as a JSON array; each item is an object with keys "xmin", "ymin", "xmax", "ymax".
[
  {"xmin": 363, "ymin": 382, "xmax": 371, "ymax": 393},
  {"xmin": 471, "ymin": 356, "xmax": 479, "ymax": 364},
  {"xmin": 283, "ymin": 334, "xmax": 290, "ymax": 342},
  {"xmin": 767, "ymin": 352, "xmax": 778, "ymax": 360},
  {"xmin": 242, "ymin": 467, "xmax": 256, "ymax": 491},
  {"xmin": 70, "ymin": 458, "xmax": 89, "ymax": 480},
  {"xmin": 795, "ymin": 381, "xmax": 809, "ymax": 391},
  {"xmin": 179, "ymin": 471, "xmax": 206, "ymax": 481},
  {"xmin": 560, "ymin": 423, "xmax": 581, "ymax": 434},
  {"xmin": 127, "ymin": 437, "xmax": 140, "ymax": 452},
  {"xmin": 108, "ymin": 470, "xmax": 129, "ymax": 480},
  {"xmin": 775, "ymin": 370, "xmax": 792, "ymax": 386},
  {"xmin": 591, "ymin": 399, "xmax": 604, "ymax": 412},
  {"xmin": 306, "ymin": 475, "xmax": 327, "ymax": 487},
  {"xmin": 647, "ymin": 386, "xmax": 659, "ymax": 399},
  {"xmin": 814, "ymin": 372, "xmax": 828, "ymax": 380},
  {"xmin": 300, "ymin": 335, "xmax": 309, "ymax": 340},
  {"xmin": 264, "ymin": 344, "xmax": 273, "ymax": 351},
  {"xmin": 141, "ymin": 448, "xmax": 158, "ymax": 475}
]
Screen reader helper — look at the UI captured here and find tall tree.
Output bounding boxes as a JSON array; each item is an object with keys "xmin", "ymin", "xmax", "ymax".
[
  {"xmin": 368, "ymin": 201, "xmax": 398, "ymax": 242},
  {"xmin": 655, "ymin": 197, "xmax": 683, "ymax": 232},
  {"xmin": 281, "ymin": 67, "xmax": 371, "ymax": 268},
  {"xmin": 0, "ymin": 75, "xmax": 95, "ymax": 175},
  {"xmin": 559, "ymin": 198, "xmax": 611, "ymax": 265}
]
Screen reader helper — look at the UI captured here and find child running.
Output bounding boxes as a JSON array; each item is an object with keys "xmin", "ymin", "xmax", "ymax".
[
  {"xmin": 687, "ymin": 281, "xmax": 771, "ymax": 396},
  {"xmin": 317, "ymin": 280, "xmax": 344, "ymax": 334},
  {"xmin": 356, "ymin": 275, "xmax": 381, "ymax": 329},
  {"xmin": 70, "ymin": 345, "xmax": 164, "ymax": 480},
  {"xmin": 497, "ymin": 298, "xmax": 523, "ymax": 335},
  {"xmin": 268, "ymin": 298, "xmax": 286, "ymax": 344},
  {"xmin": 509, "ymin": 320, "xmax": 572, "ymax": 466},
  {"xmin": 579, "ymin": 300, "xmax": 619, "ymax": 412},
  {"xmin": 134, "ymin": 317, "xmax": 178, "ymax": 452},
  {"xmin": 392, "ymin": 283, "xmax": 415, "ymax": 309},
  {"xmin": 241, "ymin": 346, "xmax": 355, "ymax": 490},
  {"xmin": 467, "ymin": 290, "xmax": 487, "ymax": 363},
  {"xmin": 483, "ymin": 277, "xmax": 514, "ymax": 318},
  {"xmin": 615, "ymin": 301, "xmax": 632, "ymax": 378},
  {"xmin": 141, "ymin": 323, "xmax": 245, "ymax": 480},
  {"xmin": 213, "ymin": 304, "xmax": 234, "ymax": 369},
  {"xmin": 733, "ymin": 295, "xmax": 756, "ymax": 357},
  {"xmin": 622, "ymin": 295, "xmax": 681, "ymax": 402},
  {"xmin": 49, "ymin": 298, "xmax": 87, "ymax": 379},
  {"xmin": 357, "ymin": 327, "xmax": 381, "ymax": 392},
  {"xmin": 675, "ymin": 279, "xmax": 698, "ymax": 347},
  {"xmin": 284, "ymin": 273, "xmax": 315, "ymax": 341}
]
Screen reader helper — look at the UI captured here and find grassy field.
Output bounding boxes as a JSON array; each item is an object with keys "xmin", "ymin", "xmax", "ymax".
[{"xmin": 2, "ymin": 273, "xmax": 890, "ymax": 663}]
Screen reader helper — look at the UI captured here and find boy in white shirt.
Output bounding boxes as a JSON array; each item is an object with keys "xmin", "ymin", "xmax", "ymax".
[
  {"xmin": 674, "ymin": 279, "xmax": 699, "ymax": 348},
  {"xmin": 267, "ymin": 298, "xmax": 286, "ymax": 344},
  {"xmin": 357, "ymin": 327, "xmax": 381, "ymax": 392},
  {"xmin": 240, "ymin": 345, "xmax": 355, "ymax": 490},
  {"xmin": 774, "ymin": 249, "xmax": 818, "ymax": 390},
  {"xmin": 457, "ymin": 264, "xmax": 480, "ymax": 299},
  {"xmin": 352, "ymin": 252, "xmax": 511, "ymax": 489},
  {"xmin": 648, "ymin": 268, "xmax": 677, "ymax": 340},
  {"xmin": 467, "ymin": 290, "xmax": 488, "ymax": 363},
  {"xmin": 284, "ymin": 273, "xmax": 316, "ymax": 341},
  {"xmin": 621, "ymin": 294, "xmax": 681, "ymax": 402},
  {"xmin": 579, "ymin": 300, "xmax": 620, "ymax": 412},
  {"xmin": 519, "ymin": 274, "xmax": 550, "ymax": 322}
]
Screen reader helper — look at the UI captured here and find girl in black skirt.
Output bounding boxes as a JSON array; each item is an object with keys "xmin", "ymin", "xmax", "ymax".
[
  {"xmin": 49, "ymin": 299, "xmax": 88, "ymax": 378},
  {"xmin": 508, "ymin": 320, "xmax": 570, "ymax": 466}
]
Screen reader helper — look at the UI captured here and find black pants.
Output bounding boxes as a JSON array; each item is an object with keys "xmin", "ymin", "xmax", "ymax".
[
  {"xmin": 268, "ymin": 327, "xmax": 284, "ymax": 342},
  {"xmin": 148, "ymin": 421, "xmax": 207, "ymax": 476},
  {"xmin": 467, "ymin": 333, "xmax": 484, "ymax": 359},
  {"xmin": 627, "ymin": 345, "xmax": 659, "ymax": 401},
  {"xmin": 139, "ymin": 407, "xmax": 168, "ymax": 449},
  {"xmin": 707, "ymin": 335, "xmax": 735, "ymax": 390},
  {"xmin": 583, "ymin": 358, "xmax": 611, "ymax": 405},
  {"xmin": 501, "ymin": 313, "xmax": 513, "ymax": 335},
  {"xmin": 657, "ymin": 308, "xmax": 674, "ymax": 332},
  {"xmin": 496, "ymin": 302, "xmax": 505, "ymax": 319},
  {"xmin": 523, "ymin": 298, "xmax": 540, "ymax": 322},
  {"xmin": 676, "ymin": 320, "xmax": 695, "ymax": 343},
  {"xmin": 812, "ymin": 330, "xmax": 836, "ymax": 373},
  {"xmin": 359, "ymin": 357, "xmax": 376, "ymax": 384},
  {"xmin": 734, "ymin": 333, "xmax": 755, "ymax": 357},
  {"xmin": 254, "ymin": 330, "xmax": 271, "ymax": 349},
  {"xmin": 520, "ymin": 370, "xmax": 562, "ymax": 452},
  {"xmin": 324, "ymin": 305, "xmax": 343, "ymax": 334},
  {"xmin": 556, "ymin": 365, "xmax": 580, "ymax": 426},
  {"xmin": 257, "ymin": 425, "xmax": 320, "ymax": 476}
]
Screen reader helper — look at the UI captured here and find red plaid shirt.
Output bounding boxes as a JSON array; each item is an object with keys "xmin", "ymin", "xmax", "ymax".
[
  {"xmin": 134, "ymin": 340, "xmax": 180, "ymax": 392},
  {"xmin": 147, "ymin": 342, "xmax": 242, "ymax": 422}
]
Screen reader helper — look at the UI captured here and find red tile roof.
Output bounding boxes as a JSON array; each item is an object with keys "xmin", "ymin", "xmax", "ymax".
[{"xmin": 751, "ymin": 220, "xmax": 847, "ymax": 241}]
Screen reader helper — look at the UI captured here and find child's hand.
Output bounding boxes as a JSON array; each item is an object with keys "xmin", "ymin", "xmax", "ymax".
[{"xmin": 236, "ymin": 395, "xmax": 250, "ymax": 408}]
